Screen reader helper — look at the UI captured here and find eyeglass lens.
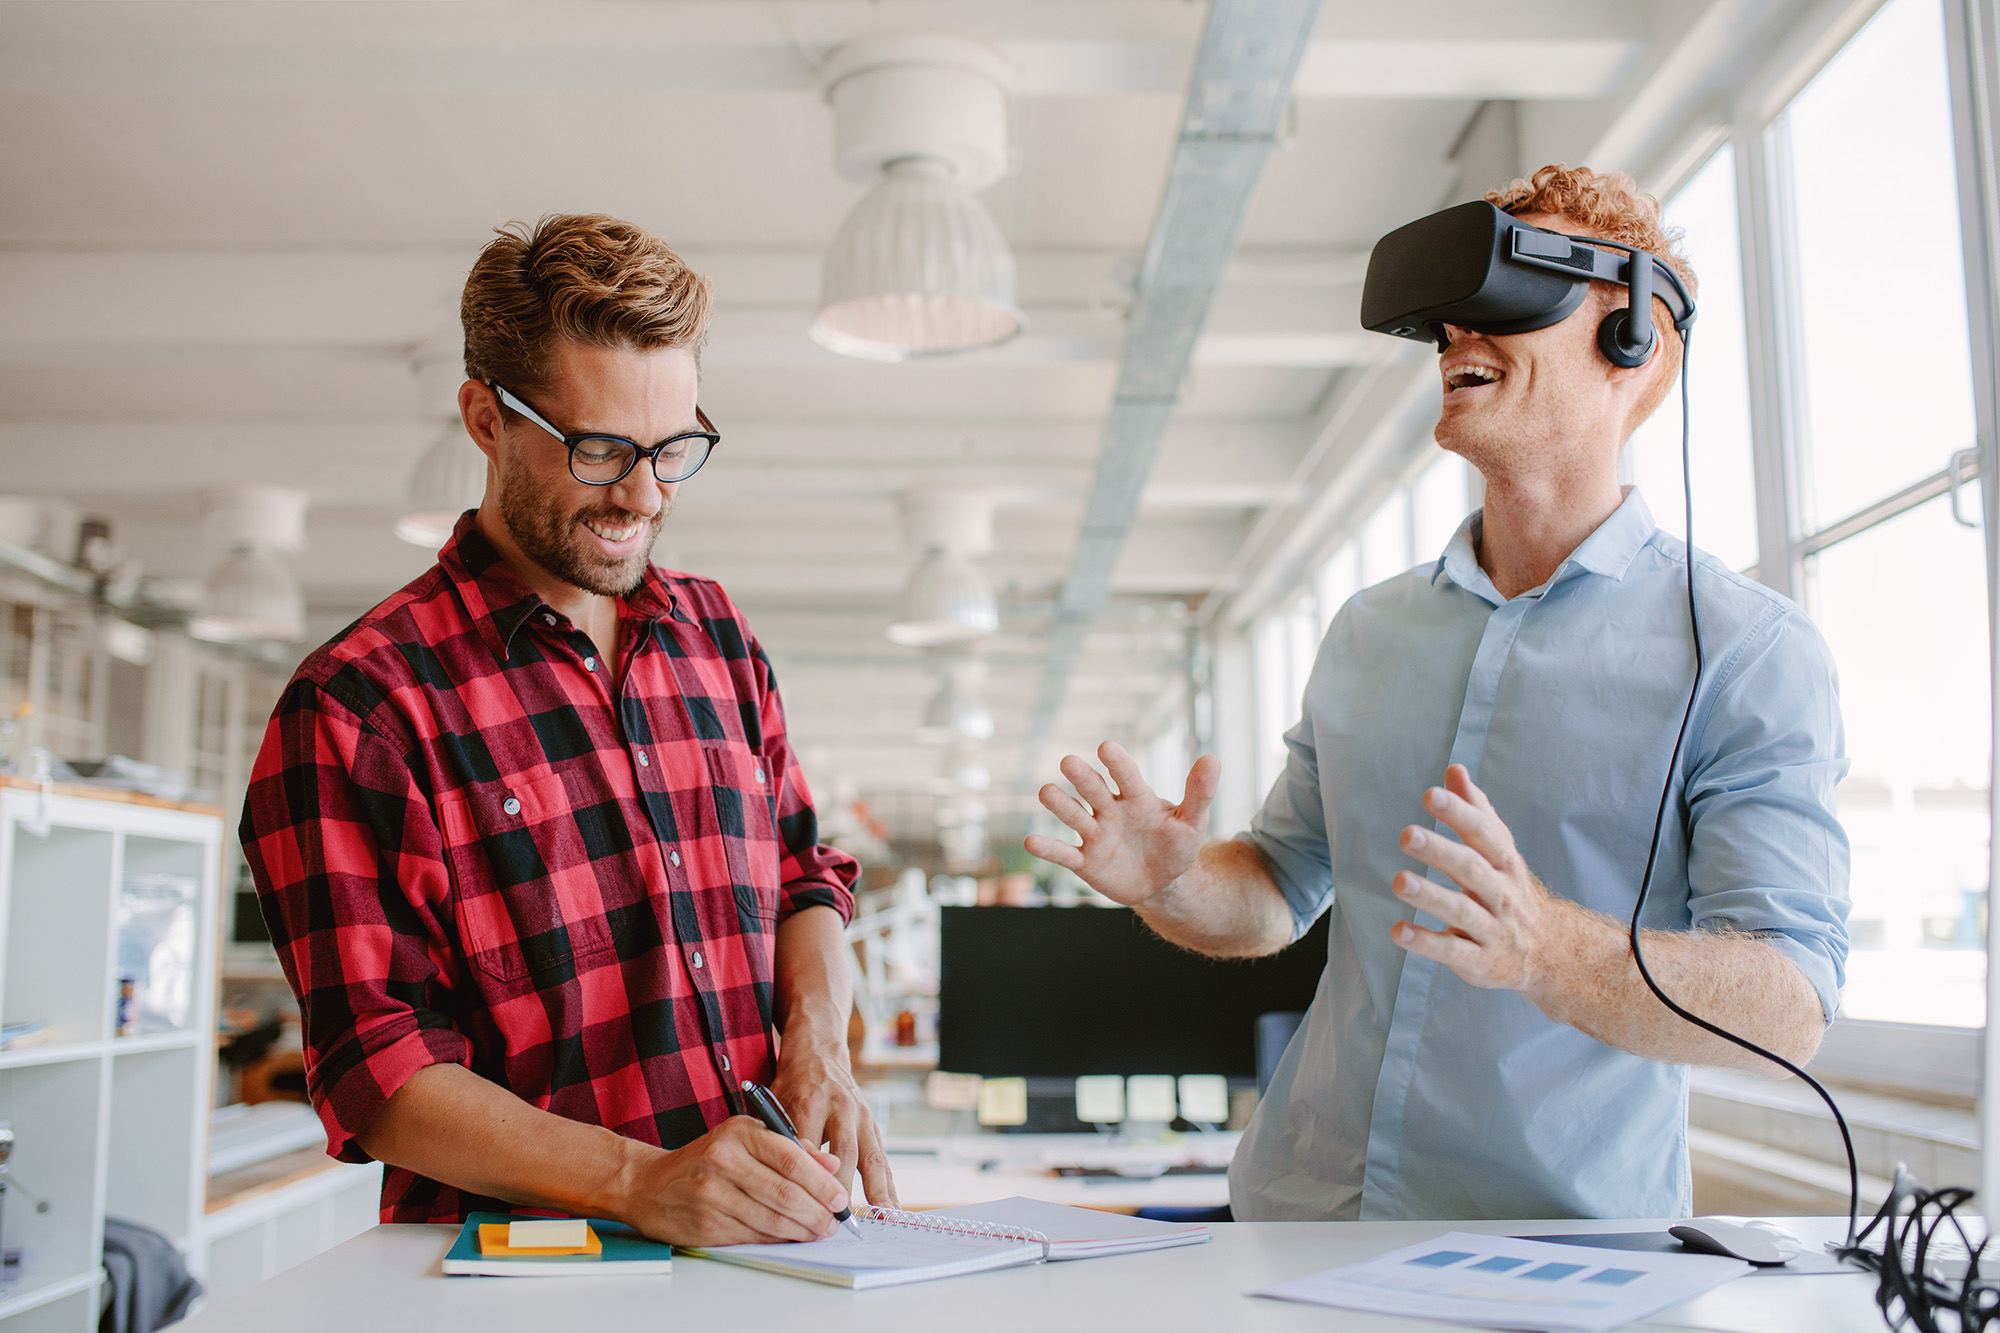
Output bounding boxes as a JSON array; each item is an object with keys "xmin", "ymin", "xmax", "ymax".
[{"xmin": 568, "ymin": 434, "xmax": 712, "ymax": 486}]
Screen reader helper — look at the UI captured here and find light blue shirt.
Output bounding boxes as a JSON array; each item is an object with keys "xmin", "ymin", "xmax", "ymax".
[{"xmin": 1228, "ymin": 489, "xmax": 1850, "ymax": 1222}]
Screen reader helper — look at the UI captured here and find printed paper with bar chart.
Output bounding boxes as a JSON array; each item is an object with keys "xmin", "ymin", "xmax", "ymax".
[{"xmin": 1254, "ymin": 1231, "xmax": 1752, "ymax": 1333}]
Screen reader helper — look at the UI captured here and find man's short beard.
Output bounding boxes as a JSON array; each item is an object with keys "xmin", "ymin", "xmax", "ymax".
[{"xmin": 497, "ymin": 452, "xmax": 666, "ymax": 597}]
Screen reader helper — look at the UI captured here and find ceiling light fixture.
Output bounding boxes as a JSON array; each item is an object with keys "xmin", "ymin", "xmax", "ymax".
[
  {"xmin": 189, "ymin": 484, "xmax": 307, "ymax": 644},
  {"xmin": 396, "ymin": 426, "xmax": 487, "ymax": 549},
  {"xmin": 916, "ymin": 654, "xmax": 994, "ymax": 745},
  {"xmin": 888, "ymin": 485, "xmax": 998, "ymax": 647},
  {"xmin": 812, "ymin": 33, "xmax": 1022, "ymax": 362}
]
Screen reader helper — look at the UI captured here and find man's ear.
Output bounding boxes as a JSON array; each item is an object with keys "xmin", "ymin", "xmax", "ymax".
[{"xmin": 458, "ymin": 380, "xmax": 504, "ymax": 464}]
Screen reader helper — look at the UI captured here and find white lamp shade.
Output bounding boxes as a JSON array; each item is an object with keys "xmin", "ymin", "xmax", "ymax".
[
  {"xmin": 396, "ymin": 429, "xmax": 487, "ymax": 548},
  {"xmin": 811, "ymin": 158, "xmax": 1023, "ymax": 362},
  {"xmin": 189, "ymin": 548, "xmax": 304, "ymax": 643},
  {"xmin": 916, "ymin": 679, "xmax": 994, "ymax": 744},
  {"xmin": 888, "ymin": 549, "xmax": 998, "ymax": 646}
]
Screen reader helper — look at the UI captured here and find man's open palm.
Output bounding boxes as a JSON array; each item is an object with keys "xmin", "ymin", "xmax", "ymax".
[{"xmin": 1023, "ymin": 742, "xmax": 1218, "ymax": 907}]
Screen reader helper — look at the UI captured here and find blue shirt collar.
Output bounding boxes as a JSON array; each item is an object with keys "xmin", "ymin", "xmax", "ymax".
[{"xmin": 1432, "ymin": 486, "xmax": 1658, "ymax": 604}]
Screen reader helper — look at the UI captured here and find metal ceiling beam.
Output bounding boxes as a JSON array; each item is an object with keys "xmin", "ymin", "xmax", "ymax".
[{"xmin": 1018, "ymin": 0, "xmax": 1323, "ymax": 789}]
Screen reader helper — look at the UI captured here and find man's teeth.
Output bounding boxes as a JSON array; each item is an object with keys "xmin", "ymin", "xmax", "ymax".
[
  {"xmin": 584, "ymin": 519, "xmax": 641, "ymax": 542},
  {"xmin": 1447, "ymin": 364, "xmax": 1503, "ymax": 391}
]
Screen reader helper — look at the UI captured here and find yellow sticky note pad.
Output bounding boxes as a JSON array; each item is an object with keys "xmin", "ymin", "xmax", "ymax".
[
  {"xmin": 479, "ymin": 1223, "xmax": 601, "ymax": 1257},
  {"xmin": 975, "ymin": 1076, "xmax": 1028, "ymax": 1126}
]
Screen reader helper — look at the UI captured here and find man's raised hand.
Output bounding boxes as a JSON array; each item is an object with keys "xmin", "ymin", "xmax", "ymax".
[{"xmin": 1023, "ymin": 742, "xmax": 1218, "ymax": 908}]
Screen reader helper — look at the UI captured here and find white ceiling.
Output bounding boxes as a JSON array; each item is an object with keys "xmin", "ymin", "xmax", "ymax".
[{"xmin": 0, "ymin": 0, "xmax": 1812, "ymax": 847}]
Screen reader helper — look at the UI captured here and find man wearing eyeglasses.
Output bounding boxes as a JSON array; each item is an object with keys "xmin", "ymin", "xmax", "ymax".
[{"xmin": 241, "ymin": 213, "xmax": 889, "ymax": 1246}]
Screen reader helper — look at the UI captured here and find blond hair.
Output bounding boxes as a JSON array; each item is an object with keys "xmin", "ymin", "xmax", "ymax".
[
  {"xmin": 461, "ymin": 213, "xmax": 712, "ymax": 398},
  {"xmin": 1487, "ymin": 165, "xmax": 1698, "ymax": 432}
]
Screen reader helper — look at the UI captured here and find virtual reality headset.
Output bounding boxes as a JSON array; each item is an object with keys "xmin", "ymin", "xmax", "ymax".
[{"xmin": 1360, "ymin": 200, "xmax": 1696, "ymax": 369}]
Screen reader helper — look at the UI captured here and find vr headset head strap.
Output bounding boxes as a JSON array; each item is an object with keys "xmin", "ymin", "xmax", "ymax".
[{"xmin": 1507, "ymin": 223, "xmax": 1695, "ymax": 367}]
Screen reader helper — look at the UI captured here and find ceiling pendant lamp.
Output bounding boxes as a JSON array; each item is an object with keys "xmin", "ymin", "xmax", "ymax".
[
  {"xmin": 189, "ymin": 484, "xmax": 308, "ymax": 644},
  {"xmin": 811, "ymin": 33, "xmax": 1023, "ymax": 362},
  {"xmin": 190, "ymin": 548, "xmax": 305, "ymax": 644},
  {"xmin": 916, "ymin": 654, "xmax": 993, "ymax": 745},
  {"xmin": 890, "ymin": 548, "xmax": 997, "ymax": 647},
  {"xmin": 396, "ymin": 426, "xmax": 487, "ymax": 548},
  {"xmin": 916, "ymin": 677, "xmax": 994, "ymax": 745},
  {"xmin": 887, "ymin": 485, "xmax": 999, "ymax": 647}
]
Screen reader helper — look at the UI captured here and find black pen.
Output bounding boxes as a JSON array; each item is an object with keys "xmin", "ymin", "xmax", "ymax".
[{"xmin": 740, "ymin": 1081, "xmax": 864, "ymax": 1237}]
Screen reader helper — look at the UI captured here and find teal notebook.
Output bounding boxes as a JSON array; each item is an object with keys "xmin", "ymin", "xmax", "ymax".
[{"xmin": 441, "ymin": 1212, "xmax": 674, "ymax": 1277}]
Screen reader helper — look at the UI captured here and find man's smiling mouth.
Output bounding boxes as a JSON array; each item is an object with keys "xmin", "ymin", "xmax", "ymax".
[
  {"xmin": 583, "ymin": 517, "xmax": 643, "ymax": 543},
  {"xmin": 1444, "ymin": 364, "xmax": 1504, "ymax": 392}
]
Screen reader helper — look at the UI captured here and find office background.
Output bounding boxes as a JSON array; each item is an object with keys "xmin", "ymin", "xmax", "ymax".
[{"xmin": 0, "ymin": 0, "xmax": 1997, "ymax": 1323}]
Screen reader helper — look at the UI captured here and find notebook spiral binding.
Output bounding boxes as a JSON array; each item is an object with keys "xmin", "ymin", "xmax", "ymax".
[{"xmin": 856, "ymin": 1204, "xmax": 1054, "ymax": 1256}]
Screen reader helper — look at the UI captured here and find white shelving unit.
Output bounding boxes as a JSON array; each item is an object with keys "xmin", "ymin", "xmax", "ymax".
[{"xmin": 0, "ymin": 778, "xmax": 220, "ymax": 1333}]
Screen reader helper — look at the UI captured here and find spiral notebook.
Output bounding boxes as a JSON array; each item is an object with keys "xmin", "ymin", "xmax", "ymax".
[
  {"xmin": 684, "ymin": 1204, "xmax": 1050, "ymax": 1289},
  {"xmin": 684, "ymin": 1198, "xmax": 1210, "ymax": 1289}
]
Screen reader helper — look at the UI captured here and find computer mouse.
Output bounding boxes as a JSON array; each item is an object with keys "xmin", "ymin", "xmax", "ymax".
[{"xmin": 1668, "ymin": 1216, "xmax": 1803, "ymax": 1266}]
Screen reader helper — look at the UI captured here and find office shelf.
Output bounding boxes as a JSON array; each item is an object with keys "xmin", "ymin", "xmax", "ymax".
[{"xmin": 0, "ymin": 787, "xmax": 219, "ymax": 1331}]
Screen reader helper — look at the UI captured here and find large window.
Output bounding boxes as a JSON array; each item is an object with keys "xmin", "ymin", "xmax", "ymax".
[
  {"xmin": 1788, "ymin": 0, "xmax": 1978, "ymax": 528},
  {"xmin": 1780, "ymin": 0, "xmax": 1990, "ymax": 1026},
  {"xmin": 1625, "ymin": 145, "xmax": 1760, "ymax": 573}
]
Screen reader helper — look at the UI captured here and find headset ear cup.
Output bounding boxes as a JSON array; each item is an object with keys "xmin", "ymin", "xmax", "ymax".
[{"xmin": 1597, "ymin": 308, "xmax": 1653, "ymax": 369}]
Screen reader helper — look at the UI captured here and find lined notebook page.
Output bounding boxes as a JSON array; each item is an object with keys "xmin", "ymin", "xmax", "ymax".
[
  {"xmin": 688, "ymin": 1213, "xmax": 1046, "ymax": 1289},
  {"xmin": 717, "ymin": 1219, "xmax": 1023, "ymax": 1269}
]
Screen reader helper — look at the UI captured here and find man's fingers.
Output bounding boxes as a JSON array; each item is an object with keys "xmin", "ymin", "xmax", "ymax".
[
  {"xmin": 1399, "ymin": 826, "xmax": 1504, "ymax": 912},
  {"xmin": 1445, "ymin": 763, "xmax": 1491, "ymax": 811},
  {"xmin": 855, "ymin": 1117, "xmax": 899, "ymax": 1209},
  {"xmin": 1059, "ymin": 753, "xmax": 1118, "ymax": 814},
  {"xmin": 1392, "ymin": 870, "xmax": 1491, "ymax": 938},
  {"xmin": 821, "ymin": 1104, "xmax": 860, "ymax": 1196},
  {"xmin": 1391, "ymin": 919, "xmax": 1484, "ymax": 971},
  {"xmin": 1098, "ymin": 742, "xmax": 1154, "ymax": 804},
  {"xmin": 1423, "ymin": 783, "xmax": 1516, "ymax": 871},
  {"xmin": 1037, "ymin": 783, "xmax": 1095, "ymax": 836},
  {"xmin": 1178, "ymin": 753, "xmax": 1220, "ymax": 831},
  {"xmin": 1022, "ymin": 833, "xmax": 1086, "ymax": 872},
  {"xmin": 742, "ymin": 1122, "xmax": 848, "ymax": 1216}
]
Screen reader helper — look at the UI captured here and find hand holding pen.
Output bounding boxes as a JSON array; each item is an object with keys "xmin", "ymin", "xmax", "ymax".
[{"xmin": 742, "ymin": 1081, "xmax": 865, "ymax": 1238}]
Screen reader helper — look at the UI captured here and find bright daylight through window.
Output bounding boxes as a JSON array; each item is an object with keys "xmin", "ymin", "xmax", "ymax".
[
  {"xmin": 1787, "ymin": 0, "xmax": 1990, "ymax": 1025},
  {"xmin": 1625, "ymin": 145, "xmax": 1759, "ymax": 574}
]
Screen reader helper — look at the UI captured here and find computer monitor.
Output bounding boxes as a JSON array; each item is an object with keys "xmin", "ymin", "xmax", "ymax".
[{"xmin": 937, "ymin": 905, "xmax": 1330, "ymax": 1079}]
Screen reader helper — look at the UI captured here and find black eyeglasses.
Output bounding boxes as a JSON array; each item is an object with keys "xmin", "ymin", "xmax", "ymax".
[{"xmin": 490, "ymin": 382, "xmax": 720, "ymax": 486}]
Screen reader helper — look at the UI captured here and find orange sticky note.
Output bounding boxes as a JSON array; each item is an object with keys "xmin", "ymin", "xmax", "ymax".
[{"xmin": 477, "ymin": 1224, "xmax": 602, "ymax": 1258}]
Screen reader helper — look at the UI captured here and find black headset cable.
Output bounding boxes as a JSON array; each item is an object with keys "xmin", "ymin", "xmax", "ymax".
[{"xmin": 1622, "ymin": 325, "xmax": 1862, "ymax": 1250}]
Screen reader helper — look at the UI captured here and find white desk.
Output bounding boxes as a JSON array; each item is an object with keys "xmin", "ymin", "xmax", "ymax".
[{"xmin": 179, "ymin": 1215, "xmax": 1889, "ymax": 1333}]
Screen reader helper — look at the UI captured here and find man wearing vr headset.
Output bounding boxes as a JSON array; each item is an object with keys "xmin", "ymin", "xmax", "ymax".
[{"xmin": 1028, "ymin": 166, "xmax": 1848, "ymax": 1221}]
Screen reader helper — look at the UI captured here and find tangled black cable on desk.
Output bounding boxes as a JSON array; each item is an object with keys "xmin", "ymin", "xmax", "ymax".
[{"xmin": 1832, "ymin": 1166, "xmax": 1999, "ymax": 1332}]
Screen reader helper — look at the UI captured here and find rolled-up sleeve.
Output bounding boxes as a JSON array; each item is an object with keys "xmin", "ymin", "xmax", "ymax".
[
  {"xmin": 1684, "ymin": 603, "xmax": 1852, "ymax": 1020},
  {"xmin": 1244, "ymin": 653, "xmax": 1338, "ymax": 940},
  {"xmin": 239, "ymin": 679, "xmax": 472, "ymax": 1162}
]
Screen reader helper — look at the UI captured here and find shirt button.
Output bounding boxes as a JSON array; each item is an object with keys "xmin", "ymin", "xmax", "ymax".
[
  {"xmin": 753, "ymin": 768, "xmax": 766, "ymax": 783},
  {"xmin": 718, "ymin": 1054, "xmax": 730, "ymax": 1072},
  {"xmin": 637, "ymin": 751, "xmax": 650, "ymax": 767},
  {"xmin": 542, "ymin": 613, "xmax": 557, "ymax": 627},
  {"xmin": 669, "ymin": 850, "xmax": 681, "ymax": 867},
  {"xmin": 583, "ymin": 656, "xmax": 597, "ymax": 672},
  {"xmin": 692, "ymin": 951, "xmax": 703, "ymax": 969},
  {"xmin": 502, "ymin": 797, "xmax": 520, "ymax": 815}
]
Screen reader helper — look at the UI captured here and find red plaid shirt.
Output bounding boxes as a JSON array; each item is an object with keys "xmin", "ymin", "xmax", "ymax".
[{"xmin": 240, "ymin": 514, "xmax": 857, "ymax": 1222}]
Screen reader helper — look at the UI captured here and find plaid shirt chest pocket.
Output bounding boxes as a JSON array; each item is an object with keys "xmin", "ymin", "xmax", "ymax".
[
  {"xmin": 701, "ymin": 741, "xmax": 782, "ymax": 925},
  {"xmin": 438, "ymin": 772, "xmax": 618, "ymax": 983}
]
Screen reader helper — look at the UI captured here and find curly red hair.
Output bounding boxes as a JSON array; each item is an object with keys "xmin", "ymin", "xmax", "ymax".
[{"xmin": 1488, "ymin": 164, "xmax": 1696, "ymax": 432}]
